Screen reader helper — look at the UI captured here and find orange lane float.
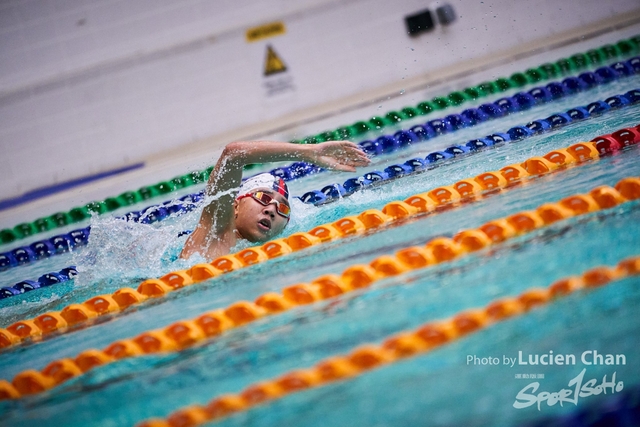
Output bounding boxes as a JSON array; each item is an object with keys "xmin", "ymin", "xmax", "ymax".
[
  {"xmin": 404, "ymin": 193, "xmax": 437, "ymax": 212},
  {"xmin": 136, "ymin": 255, "xmax": 640, "ymax": 426},
  {"xmin": 453, "ymin": 179, "xmax": 484, "ymax": 199},
  {"xmin": 359, "ymin": 209, "xmax": 392, "ymax": 228},
  {"xmin": 474, "ymin": 171, "xmax": 507, "ymax": 191},
  {"xmin": 544, "ymin": 148, "xmax": 578, "ymax": 166}
]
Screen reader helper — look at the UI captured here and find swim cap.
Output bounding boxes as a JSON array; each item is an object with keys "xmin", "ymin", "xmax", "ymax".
[{"xmin": 237, "ymin": 173, "xmax": 289, "ymax": 200}]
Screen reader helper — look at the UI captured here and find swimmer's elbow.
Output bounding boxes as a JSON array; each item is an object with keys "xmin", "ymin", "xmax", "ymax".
[{"xmin": 221, "ymin": 141, "xmax": 250, "ymax": 161}]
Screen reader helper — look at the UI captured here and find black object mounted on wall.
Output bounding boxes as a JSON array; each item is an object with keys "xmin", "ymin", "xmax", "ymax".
[
  {"xmin": 405, "ymin": 9, "xmax": 435, "ymax": 37},
  {"xmin": 436, "ymin": 4, "xmax": 457, "ymax": 25}
]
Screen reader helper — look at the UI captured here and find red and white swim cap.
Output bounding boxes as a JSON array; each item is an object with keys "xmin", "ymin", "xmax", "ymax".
[{"xmin": 237, "ymin": 173, "xmax": 289, "ymax": 200}]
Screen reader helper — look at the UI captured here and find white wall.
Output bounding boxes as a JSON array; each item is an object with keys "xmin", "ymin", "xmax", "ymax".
[{"xmin": 0, "ymin": 0, "xmax": 638, "ymax": 201}]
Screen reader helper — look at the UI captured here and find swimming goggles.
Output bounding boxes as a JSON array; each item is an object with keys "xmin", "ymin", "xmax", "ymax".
[{"xmin": 238, "ymin": 191, "xmax": 291, "ymax": 218}]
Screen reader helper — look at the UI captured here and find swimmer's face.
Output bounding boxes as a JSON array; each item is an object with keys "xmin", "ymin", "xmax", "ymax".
[{"xmin": 234, "ymin": 189, "xmax": 290, "ymax": 242}]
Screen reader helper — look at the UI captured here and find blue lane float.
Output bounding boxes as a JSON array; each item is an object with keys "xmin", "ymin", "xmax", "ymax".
[
  {"xmin": 0, "ymin": 228, "xmax": 89, "ymax": 272},
  {"xmin": 587, "ymin": 100, "xmax": 612, "ymax": 115},
  {"xmin": 0, "ymin": 266, "xmax": 78, "ymax": 300}
]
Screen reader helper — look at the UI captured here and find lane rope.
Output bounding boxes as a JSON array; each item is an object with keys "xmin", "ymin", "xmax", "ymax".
[{"xmin": 0, "ymin": 267, "xmax": 77, "ymax": 301}]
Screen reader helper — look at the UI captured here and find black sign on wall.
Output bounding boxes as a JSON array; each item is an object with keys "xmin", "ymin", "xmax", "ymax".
[{"xmin": 405, "ymin": 9, "xmax": 435, "ymax": 36}]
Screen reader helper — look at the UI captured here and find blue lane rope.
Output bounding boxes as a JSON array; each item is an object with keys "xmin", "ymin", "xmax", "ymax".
[
  {"xmin": 0, "ymin": 266, "xmax": 77, "ymax": 300},
  {"xmin": 299, "ymin": 88, "xmax": 639, "ymax": 205},
  {"xmin": 266, "ymin": 58, "xmax": 640, "ymax": 183}
]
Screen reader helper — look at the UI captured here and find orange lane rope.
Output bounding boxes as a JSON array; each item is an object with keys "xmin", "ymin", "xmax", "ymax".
[
  {"xmin": 132, "ymin": 255, "xmax": 640, "ymax": 427},
  {"xmin": 0, "ymin": 175, "xmax": 638, "ymax": 400}
]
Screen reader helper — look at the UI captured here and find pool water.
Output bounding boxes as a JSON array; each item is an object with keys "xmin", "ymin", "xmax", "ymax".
[{"xmin": 1, "ymin": 53, "xmax": 640, "ymax": 427}]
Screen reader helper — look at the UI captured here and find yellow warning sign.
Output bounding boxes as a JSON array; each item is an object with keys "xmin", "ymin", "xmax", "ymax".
[
  {"xmin": 264, "ymin": 45, "xmax": 287, "ymax": 76},
  {"xmin": 246, "ymin": 21, "xmax": 286, "ymax": 43}
]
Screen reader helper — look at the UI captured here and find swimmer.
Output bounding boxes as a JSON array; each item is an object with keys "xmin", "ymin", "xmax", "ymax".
[{"xmin": 180, "ymin": 140, "xmax": 370, "ymax": 260}]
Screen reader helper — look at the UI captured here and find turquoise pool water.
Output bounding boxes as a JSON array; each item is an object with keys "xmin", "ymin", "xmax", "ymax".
[{"xmin": 1, "ymin": 67, "xmax": 640, "ymax": 426}]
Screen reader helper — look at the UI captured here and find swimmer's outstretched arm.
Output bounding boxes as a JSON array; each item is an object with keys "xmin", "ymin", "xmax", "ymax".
[
  {"xmin": 203, "ymin": 140, "xmax": 370, "ymax": 233},
  {"xmin": 207, "ymin": 140, "xmax": 370, "ymax": 194}
]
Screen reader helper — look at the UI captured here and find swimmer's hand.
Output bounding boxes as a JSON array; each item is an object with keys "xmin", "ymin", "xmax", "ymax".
[{"xmin": 306, "ymin": 141, "xmax": 371, "ymax": 172}]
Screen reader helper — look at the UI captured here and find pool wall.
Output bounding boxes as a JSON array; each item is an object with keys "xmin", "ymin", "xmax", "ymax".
[{"xmin": 1, "ymin": 0, "xmax": 639, "ymax": 204}]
